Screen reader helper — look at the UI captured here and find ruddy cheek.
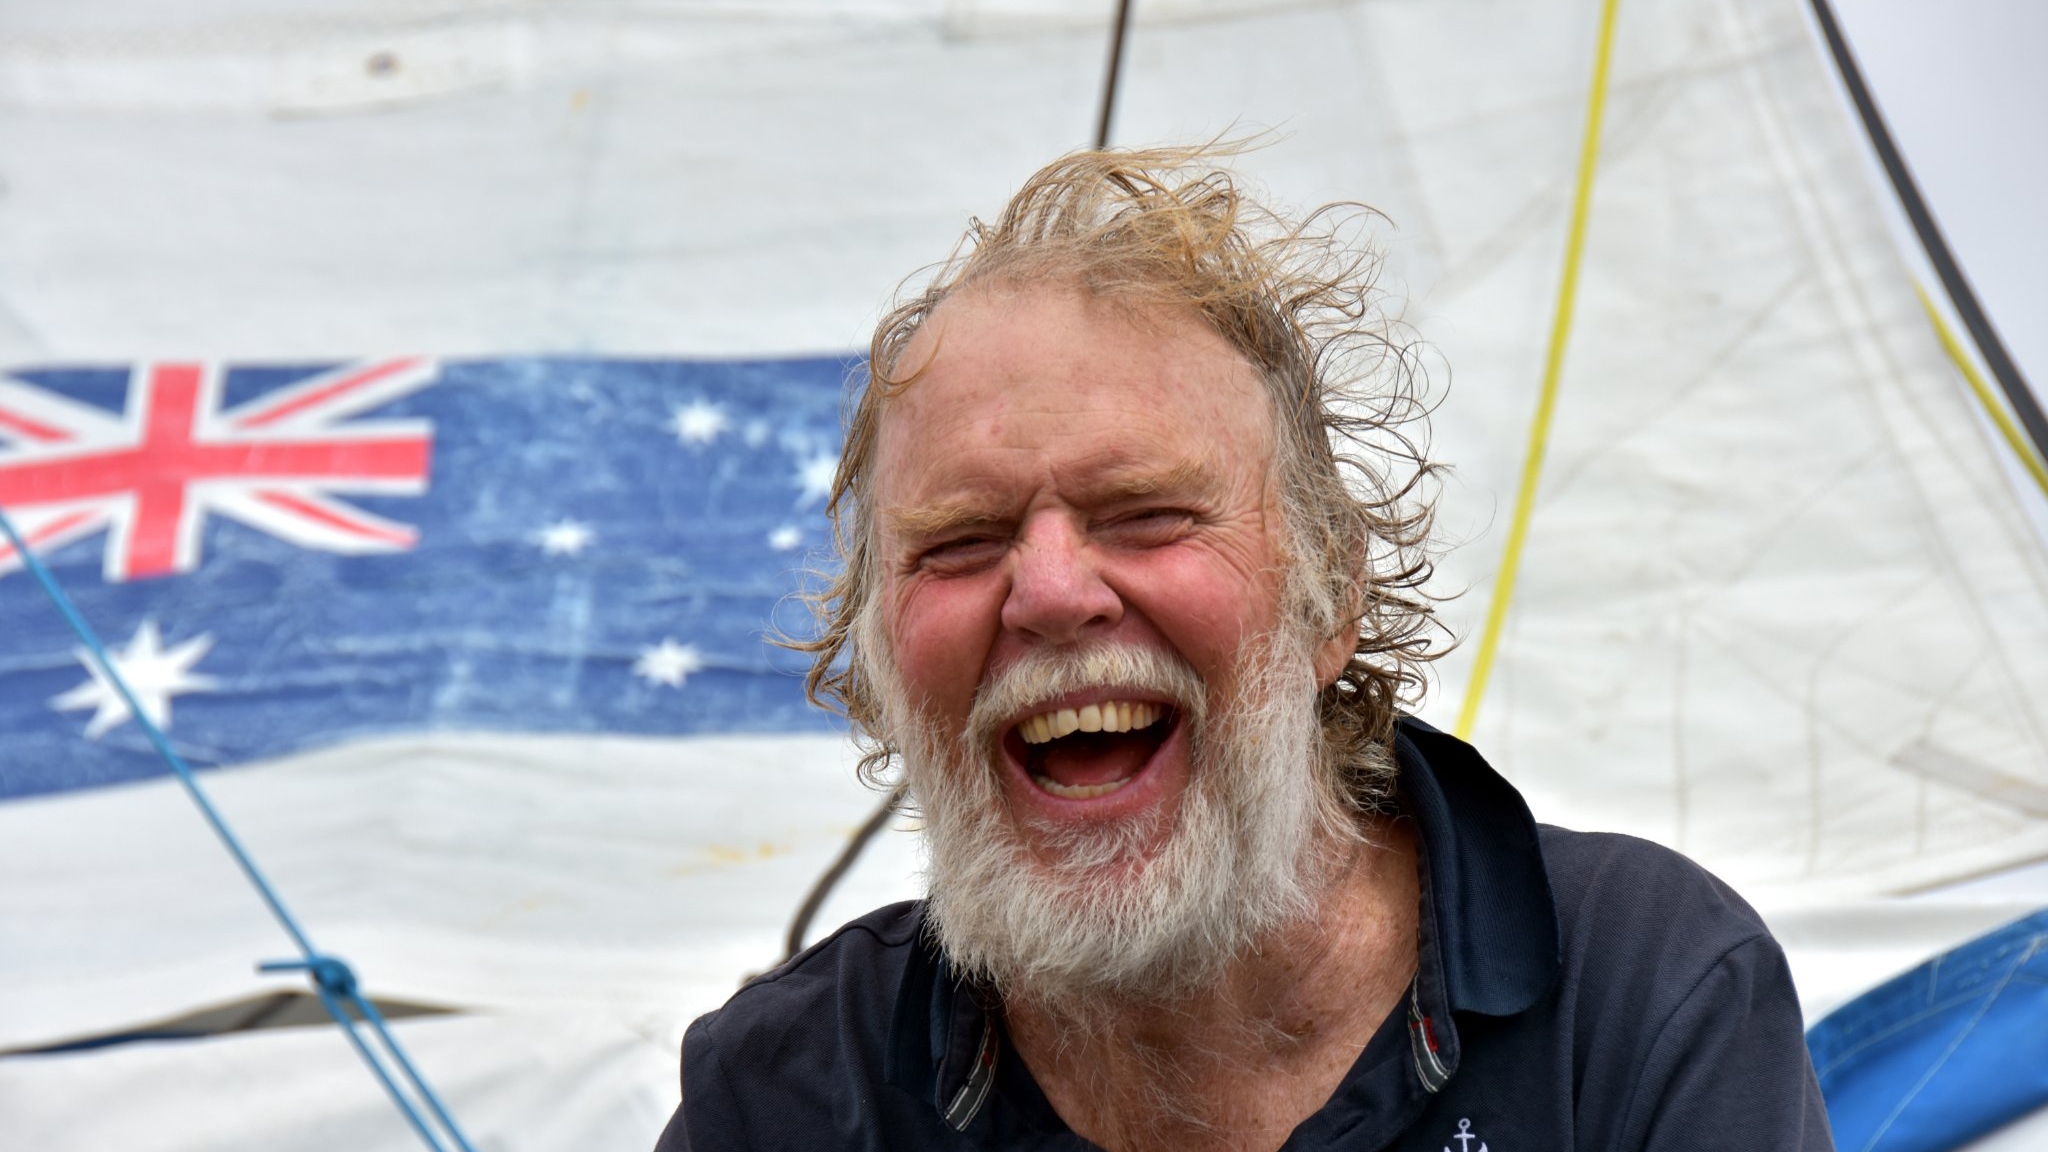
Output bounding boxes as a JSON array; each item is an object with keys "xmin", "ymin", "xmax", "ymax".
[
  {"xmin": 1127, "ymin": 555, "xmax": 1265, "ymax": 649},
  {"xmin": 891, "ymin": 583, "xmax": 997, "ymax": 715}
]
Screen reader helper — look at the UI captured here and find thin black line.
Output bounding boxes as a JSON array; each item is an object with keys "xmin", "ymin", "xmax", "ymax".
[
  {"xmin": 1807, "ymin": 0, "xmax": 2048, "ymax": 461},
  {"xmin": 781, "ymin": 783, "xmax": 906, "ymax": 962},
  {"xmin": 1095, "ymin": 0, "xmax": 1135, "ymax": 150}
]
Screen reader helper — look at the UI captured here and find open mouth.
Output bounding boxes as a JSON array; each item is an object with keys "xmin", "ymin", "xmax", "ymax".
[{"xmin": 1004, "ymin": 699, "xmax": 1177, "ymax": 800}]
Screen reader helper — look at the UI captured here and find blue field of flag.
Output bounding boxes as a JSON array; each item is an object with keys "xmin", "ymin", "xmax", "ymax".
[{"xmin": 0, "ymin": 355, "xmax": 858, "ymax": 798}]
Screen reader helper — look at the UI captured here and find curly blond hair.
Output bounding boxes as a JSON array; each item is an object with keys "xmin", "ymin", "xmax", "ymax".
[{"xmin": 795, "ymin": 144, "xmax": 1445, "ymax": 797}]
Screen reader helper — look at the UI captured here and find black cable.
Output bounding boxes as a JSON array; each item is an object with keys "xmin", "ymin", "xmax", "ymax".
[
  {"xmin": 781, "ymin": 783, "xmax": 907, "ymax": 963},
  {"xmin": 1807, "ymin": 0, "xmax": 2047, "ymax": 461},
  {"xmin": 1095, "ymin": 0, "xmax": 1135, "ymax": 149}
]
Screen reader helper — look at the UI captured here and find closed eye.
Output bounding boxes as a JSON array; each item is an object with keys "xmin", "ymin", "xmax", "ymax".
[
  {"xmin": 915, "ymin": 535, "xmax": 1008, "ymax": 575},
  {"xmin": 1098, "ymin": 508, "xmax": 1195, "ymax": 547}
]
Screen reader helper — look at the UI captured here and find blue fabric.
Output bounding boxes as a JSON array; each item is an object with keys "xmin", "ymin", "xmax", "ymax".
[
  {"xmin": 1807, "ymin": 908, "xmax": 2048, "ymax": 1152},
  {"xmin": 0, "ymin": 355, "xmax": 854, "ymax": 798}
]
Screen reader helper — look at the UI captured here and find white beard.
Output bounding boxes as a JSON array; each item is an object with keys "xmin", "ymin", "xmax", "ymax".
[{"xmin": 880, "ymin": 628, "xmax": 1357, "ymax": 1009}]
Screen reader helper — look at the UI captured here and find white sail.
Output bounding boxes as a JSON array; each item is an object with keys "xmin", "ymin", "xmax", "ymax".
[{"xmin": 0, "ymin": 1, "xmax": 2041, "ymax": 1148}]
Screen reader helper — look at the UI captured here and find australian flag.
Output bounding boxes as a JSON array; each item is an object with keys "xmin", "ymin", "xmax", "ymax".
[{"xmin": 0, "ymin": 356, "xmax": 855, "ymax": 799}]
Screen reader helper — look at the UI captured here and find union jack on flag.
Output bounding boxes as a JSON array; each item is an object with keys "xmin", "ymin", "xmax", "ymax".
[{"xmin": 0, "ymin": 359, "xmax": 437, "ymax": 582}]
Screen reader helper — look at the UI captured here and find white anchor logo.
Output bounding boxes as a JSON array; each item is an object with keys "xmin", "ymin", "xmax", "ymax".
[{"xmin": 1444, "ymin": 1117, "xmax": 1489, "ymax": 1152}]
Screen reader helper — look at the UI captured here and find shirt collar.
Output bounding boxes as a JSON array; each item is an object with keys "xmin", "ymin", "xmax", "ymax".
[
  {"xmin": 1394, "ymin": 715, "xmax": 1561, "ymax": 1017},
  {"xmin": 882, "ymin": 924, "xmax": 999, "ymax": 1132}
]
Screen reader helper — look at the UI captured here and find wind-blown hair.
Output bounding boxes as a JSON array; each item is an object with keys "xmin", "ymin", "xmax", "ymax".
[{"xmin": 796, "ymin": 144, "xmax": 1446, "ymax": 799}]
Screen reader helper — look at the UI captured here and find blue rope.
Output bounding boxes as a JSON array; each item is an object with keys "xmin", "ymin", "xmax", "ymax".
[{"xmin": 0, "ymin": 501, "xmax": 477, "ymax": 1152}]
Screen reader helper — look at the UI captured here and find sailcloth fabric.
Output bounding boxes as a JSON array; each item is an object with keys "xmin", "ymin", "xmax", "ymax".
[{"xmin": 0, "ymin": 0, "xmax": 2043, "ymax": 1149}]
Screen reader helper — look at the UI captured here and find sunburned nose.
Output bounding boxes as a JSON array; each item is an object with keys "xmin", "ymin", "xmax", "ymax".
[{"xmin": 1000, "ymin": 515, "xmax": 1122, "ymax": 645}]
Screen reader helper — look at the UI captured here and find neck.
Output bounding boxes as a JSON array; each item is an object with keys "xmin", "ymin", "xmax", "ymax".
[{"xmin": 1001, "ymin": 814, "xmax": 1419, "ymax": 1152}]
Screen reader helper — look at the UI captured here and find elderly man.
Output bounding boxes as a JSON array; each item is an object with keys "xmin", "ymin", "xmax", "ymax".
[{"xmin": 655, "ymin": 147, "xmax": 1831, "ymax": 1151}]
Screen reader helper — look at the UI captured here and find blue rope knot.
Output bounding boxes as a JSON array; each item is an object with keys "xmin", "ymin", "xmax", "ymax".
[{"xmin": 259, "ymin": 954, "xmax": 360, "ymax": 999}]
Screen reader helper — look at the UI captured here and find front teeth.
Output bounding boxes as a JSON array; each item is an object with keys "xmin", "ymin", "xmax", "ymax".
[{"xmin": 1017, "ymin": 701, "xmax": 1163, "ymax": 745}]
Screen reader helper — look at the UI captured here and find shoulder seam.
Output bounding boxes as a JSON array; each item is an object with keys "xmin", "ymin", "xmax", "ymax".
[
  {"xmin": 689, "ymin": 1016, "xmax": 761, "ymax": 1147},
  {"xmin": 741, "ymin": 902, "xmax": 921, "ymax": 992}
]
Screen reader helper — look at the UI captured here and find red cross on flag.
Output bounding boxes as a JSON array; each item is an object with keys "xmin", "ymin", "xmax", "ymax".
[{"xmin": 0, "ymin": 359, "xmax": 437, "ymax": 582}]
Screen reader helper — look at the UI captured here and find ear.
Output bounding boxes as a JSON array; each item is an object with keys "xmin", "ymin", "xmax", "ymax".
[
  {"xmin": 1313, "ymin": 623, "xmax": 1354, "ymax": 688},
  {"xmin": 1312, "ymin": 545, "xmax": 1369, "ymax": 688}
]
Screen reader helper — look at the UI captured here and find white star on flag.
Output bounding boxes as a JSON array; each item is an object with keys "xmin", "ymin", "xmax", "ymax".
[
  {"xmin": 633, "ymin": 639, "xmax": 705, "ymax": 688},
  {"xmin": 766, "ymin": 525, "xmax": 803, "ymax": 551},
  {"xmin": 50, "ymin": 619, "xmax": 220, "ymax": 740},
  {"xmin": 670, "ymin": 400, "xmax": 731, "ymax": 446},
  {"xmin": 793, "ymin": 452, "xmax": 838, "ymax": 509},
  {"xmin": 535, "ymin": 518, "xmax": 596, "ymax": 556}
]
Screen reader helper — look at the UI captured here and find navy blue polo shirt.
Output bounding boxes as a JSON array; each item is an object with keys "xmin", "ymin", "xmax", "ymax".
[{"xmin": 656, "ymin": 719, "xmax": 1832, "ymax": 1150}]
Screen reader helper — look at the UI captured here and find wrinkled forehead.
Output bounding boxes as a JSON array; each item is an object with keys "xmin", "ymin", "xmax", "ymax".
[{"xmin": 867, "ymin": 282, "xmax": 1278, "ymax": 490}]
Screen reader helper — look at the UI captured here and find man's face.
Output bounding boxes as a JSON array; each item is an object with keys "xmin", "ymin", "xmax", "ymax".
[{"xmin": 866, "ymin": 282, "xmax": 1354, "ymax": 997}]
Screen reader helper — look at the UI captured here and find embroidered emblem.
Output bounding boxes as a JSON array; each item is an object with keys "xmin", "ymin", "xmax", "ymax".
[{"xmin": 1444, "ymin": 1117, "xmax": 1489, "ymax": 1152}]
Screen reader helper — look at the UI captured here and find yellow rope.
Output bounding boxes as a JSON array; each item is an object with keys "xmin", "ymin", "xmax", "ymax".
[
  {"xmin": 1915, "ymin": 284, "xmax": 2048, "ymax": 498},
  {"xmin": 1454, "ymin": 0, "xmax": 1625, "ymax": 741}
]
